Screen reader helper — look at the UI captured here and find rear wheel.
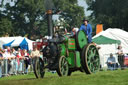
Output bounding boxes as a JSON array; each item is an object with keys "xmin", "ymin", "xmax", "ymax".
[
  {"xmin": 56, "ymin": 56, "xmax": 69, "ymax": 76},
  {"xmin": 33, "ymin": 57, "xmax": 45, "ymax": 78},
  {"xmin": 81, "ymin": 43, "xmax": 100, "ymax": 74}
]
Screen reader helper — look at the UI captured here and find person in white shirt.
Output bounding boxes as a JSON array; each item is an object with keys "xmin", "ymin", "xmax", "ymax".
[
  {"xmin": 30, "ymin": 47, "xmax": 40, "ymax": 67},
  {"xmin": 30, "ymin": 47, "xmax": 40, "ymax": 58},
  {"xmin": 71, "ymin": 27, "xmax": 79, "ymax": 36},
  {"xmin": 117, "ymin": 45, "xmax": 125, "ymax": 69},
  {"xmin": 8, "ymin": 50, "xmax": 16, "ymax": 75},
  {"xmin": 2, "ymin": 49, "xmax": 15, "ymax": 75}
]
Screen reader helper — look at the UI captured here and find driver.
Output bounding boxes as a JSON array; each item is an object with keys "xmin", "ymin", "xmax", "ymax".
[{"xmin": 79, "ymin": 18, "xmax": 92, "ymax": 43}]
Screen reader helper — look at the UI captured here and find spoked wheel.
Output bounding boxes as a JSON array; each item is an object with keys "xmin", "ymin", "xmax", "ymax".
[
  {"xmin": 33, "ymin": 57, "xmax": 45, "ymax": 78},
  {"xmin": 56, "ymin": 56, "xmax": 69, "ymax": 76},
  {"xmin": 81, "ymin": 43, "xmax": 100, "ymax": 74}
]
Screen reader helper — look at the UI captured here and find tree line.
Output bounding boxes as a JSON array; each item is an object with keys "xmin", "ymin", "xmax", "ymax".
[
  {"xmin": 0, "ymin": 0, "xmax": 85, "ymax": 39},
  {"xmin": 1, "ymin": 0, "xmax": 127, "ymax": 39},
  {"xmin": 85, "ymin": 0, "xmax": 128, "ymax": 31}
]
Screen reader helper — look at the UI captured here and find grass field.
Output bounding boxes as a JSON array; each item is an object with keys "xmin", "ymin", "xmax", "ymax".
[{"xmin": 0, "ymin": 69, "xmax": 128, "ymax": 85}]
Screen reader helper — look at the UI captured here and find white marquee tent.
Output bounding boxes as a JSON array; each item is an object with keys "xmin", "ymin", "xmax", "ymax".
[
  {"xmin": 93, "ymin": 28, "xmax": 128, "ymax": 67},
  {"xmin": 0, "ymin": 36, "xmax": 34, "ymax": 50}
]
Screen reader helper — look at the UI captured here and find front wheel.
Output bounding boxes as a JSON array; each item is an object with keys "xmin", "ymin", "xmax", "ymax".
[
  {"xmin": 56, "ymin": 56, "xmax": 69, "ymax": 76},
  {"xmin": 33, "ymin": 57, "xmax": 45, "ymax": 78},
  {"xmin": 81, "ymin": 43, "xmax": 100, "ymax": 74}
]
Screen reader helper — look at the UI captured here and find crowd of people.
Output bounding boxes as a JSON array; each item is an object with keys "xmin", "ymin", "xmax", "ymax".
[{"xmin": 0, "ymin": 46, "xmax": 42, "ymax": 78}]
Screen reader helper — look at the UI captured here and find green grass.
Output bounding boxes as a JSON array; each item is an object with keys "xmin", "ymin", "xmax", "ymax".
[{"xmin": 0, "ymin": 69, "xmax": 128, "ymax": 85}]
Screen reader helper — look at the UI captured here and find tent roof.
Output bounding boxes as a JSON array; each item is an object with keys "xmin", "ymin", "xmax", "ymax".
[
  {"xmin": 0, "ymin": 36, "xmax": 34, "ymax": 50},
  {"xmin": 20, "ymin": 38, "xmax": 28, "ymax": 50},
  {"xmin": 3, "ymin": 40, "xmax": 15, "ymax": 48},
  {"xmin": 92, "ymin": 28, "xmax": 128, "ymax": 53},
  {"xmin": 92, "ymin": 35, "xmax": 121, "ymax": 44},
  {"xmin": 11, "ymin": 37, "xmax": 24, "ymax": 47}
]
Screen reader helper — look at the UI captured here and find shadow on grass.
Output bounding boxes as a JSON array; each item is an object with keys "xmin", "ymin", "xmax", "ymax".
[{"xmin": 17, "ymin": 78, "xmax": 37, "ymax": 81}]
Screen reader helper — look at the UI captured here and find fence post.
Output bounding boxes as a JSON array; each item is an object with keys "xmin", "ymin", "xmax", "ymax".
[
  {"xmin": 3, "ymin": 59, "xmax": 8, "ymax": 76},
  {"xmin": 0, "ymin": 62, "xmax": 2, "ymax": 78},
  {"xmin": 22, "ymin": 59, "xmax": 24, "ymax": 74}
]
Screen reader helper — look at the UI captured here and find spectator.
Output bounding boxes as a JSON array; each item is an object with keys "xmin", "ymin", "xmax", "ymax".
[
  {"xmin": 117, "ymin": 45, "xmax": 125, "ymax": 70},
  {"xmin": 30, "ymin": 47, "xmax": 40, "ymax": 58},
  {"xmin": 11, "ymin": 48, "xmax": 17, "ymax": 56},
  {"xmin": 2, "ymin": 49, "xmax": 11, "ymax": 75},
  {"xmin": 107, "ymin": 53, "xmax": 116, "ymax": 70},
  {"xmin": 30, "ymin": 47, "xmax": 40, "ymax": 67},
  {"xmin": 23, "ymin": 49, "xmax": 30, "ymax": 74},
  {"xmin": 7, "ymin": 50, "xmax": 16, "ymax": 75},
  {"xmin": 0, "ymin": 50, "xmax": 3, "ymax": 78},
  {"xmin": 16, "ymin": 48, "xmax": 24, "ymax": 74},
  {"xmin": 11, "ymin": 48, "xmax": 17, "ymax": 74}
]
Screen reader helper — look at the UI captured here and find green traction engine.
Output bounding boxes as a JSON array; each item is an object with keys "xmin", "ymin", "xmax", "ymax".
[
  {"xmin": 33, "ymin": 2, "xmax": 100, "ymax": 78},
  {"xmin": 33, "ymin": 30, "xmax": 100, "ymax": 78}
]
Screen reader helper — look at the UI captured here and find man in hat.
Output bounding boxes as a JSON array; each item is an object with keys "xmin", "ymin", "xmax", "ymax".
[{"xmin": 79, "ymin": 19, "xmax": 92, "ymax": 43}]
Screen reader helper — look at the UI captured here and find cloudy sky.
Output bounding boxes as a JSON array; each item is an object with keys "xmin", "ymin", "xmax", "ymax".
[{"xmin": 78, "ymin": 0, "xmax": 92, "ymax": 16}]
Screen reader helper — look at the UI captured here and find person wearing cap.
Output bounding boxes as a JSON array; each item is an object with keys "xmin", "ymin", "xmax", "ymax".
[
  {"xmin": 79, "ymin": 18, "xmax": 92, "ymax": 43},
  {"xmin": 107, "ymin": 53, "xmax": 116, "ymax": 70}
]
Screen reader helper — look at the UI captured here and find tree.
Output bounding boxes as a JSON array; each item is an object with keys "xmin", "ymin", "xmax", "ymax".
[
  {"xmin": 0, "ymin": 5, "xmax": 13, "ymax": 36},
  {"xmin": 0, "ymin": 18, "xmax": 13, "ymax": 36},
  {"xmin": 53, "ymin": 0, "xmax": 85, "ymax": 30},
  {"xmin": 3, "ymin": 0, "xmax": 45, "ymax": 39},
  {"xmin": 1, "ymin": 0, "xmax": 85, "ymax": 39},
  {"xmin": 85, "ymin": 0, "xmax": 128, "ymax": 31}
]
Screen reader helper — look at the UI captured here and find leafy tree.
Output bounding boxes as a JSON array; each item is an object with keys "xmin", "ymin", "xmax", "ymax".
[
  {"xmin": 0, "ymin": 5, "xmax": 13, "ymax": 36},
  {"xmin": 53, "ymin": 0, "xmax": 85, "ymax": 30},
  {"xmin": 1, "ymin": 0, "xmax": 85, "ymax": 39},
  {"xmin": 0, "ymin": 18, "xmax": 13, "ymax": 36},
  {"xmin": 84, "ymin": 0, "xmax": 128, "ymax": 31},
  {"xmin": 3, "ymin": 0, "xmax": 45, "ymax": 39}
]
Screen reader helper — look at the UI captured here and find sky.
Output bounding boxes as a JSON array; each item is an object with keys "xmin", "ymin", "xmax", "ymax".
[
  {"xmin": 78, "ymin": 0, "xmax": 92, "ymax": 16},
  {"xmin": 0, "ymin": 0, "xmax": 14, "ymax": 6}
]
